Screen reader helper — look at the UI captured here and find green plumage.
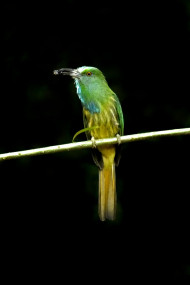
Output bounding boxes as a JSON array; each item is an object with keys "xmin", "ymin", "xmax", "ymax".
[{"xmin": 54, "ymin": 66, "xmax": 124, "ymax": 221}]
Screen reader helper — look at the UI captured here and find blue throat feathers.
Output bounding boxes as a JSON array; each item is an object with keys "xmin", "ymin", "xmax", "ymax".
[{"xmin": 75, "ymin": 79, "xmax": 100, "ymax": 114}]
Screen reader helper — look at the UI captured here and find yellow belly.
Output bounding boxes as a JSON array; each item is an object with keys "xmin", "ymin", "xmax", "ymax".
[{"xmin": 83, "ymin": 108, "xmax": 119, "ymax": 140}]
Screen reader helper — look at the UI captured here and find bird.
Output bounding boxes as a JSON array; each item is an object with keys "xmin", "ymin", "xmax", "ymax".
[{"xmin": 54, "ymin": 66, "xmax": 124, "ymax": 221}]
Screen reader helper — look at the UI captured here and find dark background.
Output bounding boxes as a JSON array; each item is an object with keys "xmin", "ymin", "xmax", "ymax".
[{"xmin": 1, "ymin": 0, "xmax": 190, "ymax": 282}]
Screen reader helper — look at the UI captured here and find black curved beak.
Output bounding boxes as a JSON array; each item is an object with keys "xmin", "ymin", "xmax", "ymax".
[{"xmin": 53, "ymin": 68, "xmax": 80, "ymax": 79}]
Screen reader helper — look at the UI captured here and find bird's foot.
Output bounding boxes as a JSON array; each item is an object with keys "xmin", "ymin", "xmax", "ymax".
[
  {"xmin": 116, "ymin": 134, "xmax": 121, "ymax": 145},
  {"xmin": 91, "ymin": 136, "xmax": 97, "ymax": 148}
]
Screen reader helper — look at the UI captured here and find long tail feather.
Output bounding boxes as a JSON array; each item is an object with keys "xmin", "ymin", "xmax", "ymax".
[{"xmin": 99, "ymin": 162, "xmax": 116, "ymax": 221}]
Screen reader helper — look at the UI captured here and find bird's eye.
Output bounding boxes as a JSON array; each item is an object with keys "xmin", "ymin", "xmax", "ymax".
[{"xmin": 86, "ymin": 71, "xmax": 92, "ymax": 76}]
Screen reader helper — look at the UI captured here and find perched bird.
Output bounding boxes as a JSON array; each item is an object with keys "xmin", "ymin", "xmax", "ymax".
[{"xmin": 54, "ymin": 66, "xmax": 124, "ymax": 221}]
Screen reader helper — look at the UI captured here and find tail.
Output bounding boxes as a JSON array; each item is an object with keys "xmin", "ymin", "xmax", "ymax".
[{"xmin": 99, "ymin": 159, "xmax": 116, "ymax": 221}]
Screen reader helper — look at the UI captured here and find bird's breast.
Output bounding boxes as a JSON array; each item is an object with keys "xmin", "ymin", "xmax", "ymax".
[{"xmin": 83, "ymin": 104, "xmax": 120, "ymax": 139}]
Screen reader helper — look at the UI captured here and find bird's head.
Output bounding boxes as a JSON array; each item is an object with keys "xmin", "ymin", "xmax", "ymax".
[
  {"xmin": 53, "ymin": 66, "xmax": 113, "ymax": 113},
  {"xmin": 53, "ymin": 66, "xmax": 107, "ymax": 89}
]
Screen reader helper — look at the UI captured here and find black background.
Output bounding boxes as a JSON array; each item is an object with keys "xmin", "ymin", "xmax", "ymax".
[{"xmin": 1, "ymin": 0, "xmax": 190, "ymax": 282}]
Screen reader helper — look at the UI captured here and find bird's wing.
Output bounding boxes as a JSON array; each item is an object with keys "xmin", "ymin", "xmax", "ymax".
[
  {"xmin": 112, "ymin": 93, "xmax": 124, "ymax": 136},
  {"xmin": 112, "ymin": 93, "xmax": 124, "ymax": 166}
]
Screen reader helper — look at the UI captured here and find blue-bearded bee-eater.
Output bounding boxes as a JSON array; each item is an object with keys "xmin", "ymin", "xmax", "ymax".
[{"xmin": 54, "ymin": 66, "xmax": 124, "ymax": 221}]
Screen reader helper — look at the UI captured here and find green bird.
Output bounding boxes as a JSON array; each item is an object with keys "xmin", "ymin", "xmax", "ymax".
[{"xmin": 54, "ymin": 66, "xmax": 124, "ymax": 221}]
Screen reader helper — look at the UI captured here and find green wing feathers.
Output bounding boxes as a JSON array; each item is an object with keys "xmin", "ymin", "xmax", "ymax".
[{"xmin": 112, "ymin": 92, "xmax": 124, "ymax": 136}]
